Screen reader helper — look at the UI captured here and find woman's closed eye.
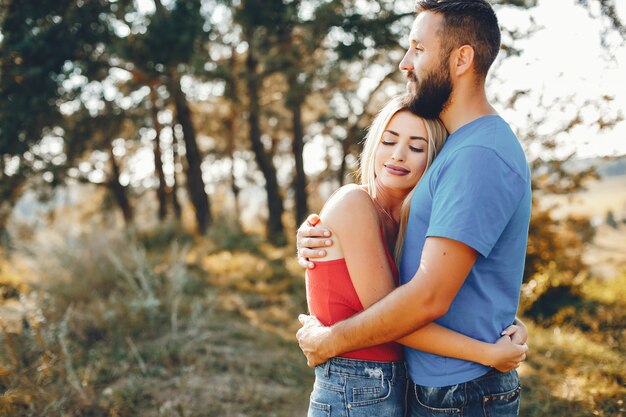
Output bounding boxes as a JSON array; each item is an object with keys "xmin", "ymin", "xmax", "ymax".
[{"xmin": 410, "ymin": 146, "xmax": 425, "ymax": 153}]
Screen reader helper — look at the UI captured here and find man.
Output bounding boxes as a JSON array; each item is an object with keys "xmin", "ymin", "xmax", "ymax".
[{"xmin": 296, "ymin": 1, "xmax": 532, "ymax": 416}]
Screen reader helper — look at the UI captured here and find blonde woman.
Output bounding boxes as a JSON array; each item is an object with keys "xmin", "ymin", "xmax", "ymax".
[{"xmin": 304, "ymin": 95, "xmax": 527, "ymax": 417}]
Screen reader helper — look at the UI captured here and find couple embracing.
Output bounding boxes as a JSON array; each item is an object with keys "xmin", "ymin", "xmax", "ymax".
[{"xmin": 295, "ymin": 1, "xmax": 532, "ymax": 416}]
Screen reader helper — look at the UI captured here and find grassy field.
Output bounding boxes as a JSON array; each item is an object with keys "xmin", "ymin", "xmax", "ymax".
[
  {"xmin": 1, "ymin": 217, "xmax": 625, "ymax": 417},
  {"xmin": 539, "ymin": 175, "xmax": 626, "ymax": 222}
]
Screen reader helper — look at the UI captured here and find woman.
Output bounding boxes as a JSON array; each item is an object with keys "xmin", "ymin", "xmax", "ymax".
[{"xmin": 304, "ymin": 96, "xmax": 527, "ymax": 417}]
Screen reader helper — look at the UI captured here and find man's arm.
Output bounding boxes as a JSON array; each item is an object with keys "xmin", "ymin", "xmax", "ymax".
[{"xmin": 297, "ymin": 236, "xmax": 478, "ymax": 367}]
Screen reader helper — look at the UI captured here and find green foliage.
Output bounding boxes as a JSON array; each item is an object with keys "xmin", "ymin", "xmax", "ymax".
[
  {"xmin": 521, "ymin": 208, "xmax": 595, "ymax": 316},
  {"xmin": 207, "ymin": 214, "xmax": 263, "ymax": 254},
  {"xmin": 114, "ymin": 0, "xmax": 204, "ymax": 74},
  {"xmin": 0, "ymin": 0, "xmax": 111, "ymax": 155}
]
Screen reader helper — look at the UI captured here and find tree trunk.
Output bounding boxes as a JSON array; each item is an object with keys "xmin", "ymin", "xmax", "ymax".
[
  {"xmin": 150, "ymin": 87, "xmax": 168, "ymax": 221},
  {"xmin": 226, "ymin": 114, "xmax": 242, "ymax": 230},
  {"xmin": 245, "ymin": 47, "xmax": 286, "ymax": 244},
  {"xmin": 167, "ymin": 71, "xmax": 211, "ymax": 234},
  {"xmin": 171, "ymin": 129, "xmax": 182, "ymax": 220},
  {"xmin": 107, "ymin": 144, "xmax": 133, "ymax": 226},
  {"xmin": 338, "ymin": 126, "xmax": 357, "ymax": 186},
  {"xmin": 0, "ymin": 164, "xmax": 27, "ymax": 248},
  {"xmin": 291, "ymin": 100, "xmax": 308, "ymax": 225}
]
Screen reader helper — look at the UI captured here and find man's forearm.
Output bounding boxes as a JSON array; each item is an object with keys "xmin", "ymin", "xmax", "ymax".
[
  {"xmin": 328, "ymin": 277, "xmax": 447, "ymax": 356},
  {"xmin": 309, "ymin": 237, "xmax": 477, "ymax": 362}
]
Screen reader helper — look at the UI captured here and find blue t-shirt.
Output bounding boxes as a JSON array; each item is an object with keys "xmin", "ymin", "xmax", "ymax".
[{"xmin": 399, "ymin": 115, "xmax": 531, "ymax": 387}]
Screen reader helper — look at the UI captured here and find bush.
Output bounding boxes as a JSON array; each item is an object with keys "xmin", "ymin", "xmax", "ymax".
[
  {"xmin": 522, "ymin": 201, "xmax": 595, "ymax": 317},
  {"xmin": 0, "ymin": 230, "xmax": 195, "ymax": 416}
]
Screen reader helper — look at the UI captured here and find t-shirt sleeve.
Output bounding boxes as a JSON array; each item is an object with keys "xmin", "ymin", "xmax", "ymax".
[{"xmin": 427, "ymin": 146, "xmax": 527, "ymax": 257}]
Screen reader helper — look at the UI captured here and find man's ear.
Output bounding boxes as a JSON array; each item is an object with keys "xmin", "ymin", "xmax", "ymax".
[{"xmin": 453, "ymin": 44, "xmax": 475, "ymax": 77}]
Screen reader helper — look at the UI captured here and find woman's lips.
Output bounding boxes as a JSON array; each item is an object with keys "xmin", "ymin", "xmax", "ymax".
[{"xmin": 384, "ymin": 164, "xmax": 410, "ymax": 176}]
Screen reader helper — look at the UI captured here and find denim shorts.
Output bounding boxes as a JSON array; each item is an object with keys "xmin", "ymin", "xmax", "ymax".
[
  {"xmin": 307, "ymin": 357, "xmax": 408, "ymax": 417},
  {"xmin": 407, "ymin": 369, "xmax": 521, "ymax": 417}
]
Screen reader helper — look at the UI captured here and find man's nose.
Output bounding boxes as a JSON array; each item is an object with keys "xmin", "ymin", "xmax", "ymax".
[{"xmin": 399, "ymin": 51, "xmax": 413, "ymax": 71}]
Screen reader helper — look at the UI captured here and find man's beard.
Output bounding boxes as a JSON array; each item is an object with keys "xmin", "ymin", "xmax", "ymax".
[{"xmin": 404, "ymin": 60, "xmax": 452, "ymax": 119}]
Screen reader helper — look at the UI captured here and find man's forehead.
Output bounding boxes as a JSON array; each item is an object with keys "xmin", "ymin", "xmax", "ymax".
[{"xmin": 409, "ymin": 11, "xmax": 442, "ymax": 43}]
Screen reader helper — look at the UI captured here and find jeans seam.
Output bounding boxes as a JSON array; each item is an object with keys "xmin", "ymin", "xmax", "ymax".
[
  {"xmin": 482, "ymin": 385, "xmax": 521, "ymax": 417},
  {"xmin": 483, "ymin": 384, "xmax": 521, "ymax": 403},
  {"xmin": 309, "ymin": 399, "xmax": 331, "ymax": 411}
]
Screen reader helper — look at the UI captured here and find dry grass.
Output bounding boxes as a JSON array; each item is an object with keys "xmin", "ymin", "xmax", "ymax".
[{"xmin": 1, "ymin": 221, "xmax": 624, "ymax": 417}]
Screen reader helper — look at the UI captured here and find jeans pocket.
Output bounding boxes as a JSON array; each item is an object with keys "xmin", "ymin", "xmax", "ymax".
[
  {"xmin": 347, "ymin": 376, "xmax": 393, "ymax": 406},
  {"xmin": 413, "ymin": 384, "xmax": 464, "ymax": 416},
  {"xmin": 482, "ymin": 385, "xmax": 521, "ymax": 417},
  {"xmin": 308, "ymin": 400, "xmax": 331, "ymax": 417}
]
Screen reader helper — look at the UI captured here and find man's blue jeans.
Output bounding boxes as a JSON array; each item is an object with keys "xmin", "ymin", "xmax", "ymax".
[{"xmin": 407, "ymin": 369, "xmax": 521, "ymax": 417}]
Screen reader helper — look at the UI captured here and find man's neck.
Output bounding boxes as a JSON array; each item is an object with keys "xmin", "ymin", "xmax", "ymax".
[{"xmin": 440, "ymin": 86, "xmax": 497, "ymax": 134}]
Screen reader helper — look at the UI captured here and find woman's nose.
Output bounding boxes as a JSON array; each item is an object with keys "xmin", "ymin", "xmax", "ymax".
[{"xmin": 391, "ymin": 148, "xmax": 406, "ymax": 162}]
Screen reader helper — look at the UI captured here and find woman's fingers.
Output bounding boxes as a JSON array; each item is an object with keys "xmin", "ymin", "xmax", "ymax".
[{"xmin": 501, "ymin": 324, "xmax": 518, "ymax": 336}]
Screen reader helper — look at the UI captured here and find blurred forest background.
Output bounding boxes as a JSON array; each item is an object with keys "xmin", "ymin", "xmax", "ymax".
[{"xmin": 0, "ymin": 0, "xmax": 625, "ymax": 416}]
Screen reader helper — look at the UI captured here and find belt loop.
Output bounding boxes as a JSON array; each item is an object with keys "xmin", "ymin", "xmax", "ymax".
[
  {"xmin": 323, "ymin": 360, "xmax": 330, "ymax": 378},
  {"xmin": 392, "ymin": 362, "xmax": 396, "ymax": 381}
]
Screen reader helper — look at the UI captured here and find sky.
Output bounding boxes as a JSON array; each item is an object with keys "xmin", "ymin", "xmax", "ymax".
[{"xmin": 493, "ymin": 0, "xmax": 626, "ymax": 159}]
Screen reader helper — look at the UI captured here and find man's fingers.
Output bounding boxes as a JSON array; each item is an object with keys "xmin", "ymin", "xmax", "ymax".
[
  {"xmin": 298, "ymin": 236, "xmax": 332, "ymax": 248},
  {"xmin": 306, "ymin": 214, "xmax": 321, "ymax": 227},
  {"xmin": 297, "ymin": 228, "xmax": 331, "ymax": 239},
  {"xmin": 299, "ymin": 248, "xmax": 327, "ymax": 258},
  {"xmin": 302, "ymin": 237, "xmax": 333, "ymax": 248},
  {"xmin": 308, "ymin": 248, "xmax": 327, "ymax": 257},
  {"xmin": 298, "ymin": 314, "xmax": 309, "ymax": 325},
  {"xmin": 298, "ymin": 257, "xmax": 315, "ymax": 269}
]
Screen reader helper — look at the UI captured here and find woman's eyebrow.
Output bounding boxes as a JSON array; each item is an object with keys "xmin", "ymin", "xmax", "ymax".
[{"xmin": 384, "ymin": 130, "xmax": 426, "ymax": 142}]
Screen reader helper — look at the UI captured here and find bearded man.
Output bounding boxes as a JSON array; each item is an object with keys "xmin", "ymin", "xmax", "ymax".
[{"xmin": 296, "ymin": 1, "xmax": 532, "ymax": 416}]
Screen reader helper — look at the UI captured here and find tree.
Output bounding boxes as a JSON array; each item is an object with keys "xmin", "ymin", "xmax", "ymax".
[
  {"xmin": 0, "ymin": 0, "xmax": 112, "ymax": 235},
  {"xmin": 117, "ymin": 0, "xmax": 212, "ymax": 234}
]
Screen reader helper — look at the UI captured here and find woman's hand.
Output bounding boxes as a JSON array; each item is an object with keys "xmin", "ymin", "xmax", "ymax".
[
  {"xmin": 296, "ymin": 214, "xmax": 333, "ymax": 269},
  {"xmin": 487, "ymin": 335, "xmax": 529, "ymax": 372},
  {"xmin": 501, "ymin": 317, "xmax": 529, "ymax": 345}
]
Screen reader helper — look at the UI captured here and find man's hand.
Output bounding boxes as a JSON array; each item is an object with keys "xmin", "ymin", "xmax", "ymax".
[
  {"xmin": 296, "ymin": 314, "xmax": 335, "ymax": 367},
  {"xmin": 296, "ymin": 214, "xmax": 334, "ymax": 269}
]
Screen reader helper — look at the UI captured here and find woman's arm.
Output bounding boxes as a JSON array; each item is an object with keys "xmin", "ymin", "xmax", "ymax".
[
  {"xmin": 397, "ymin": 323, "xmax": 528, "ymax": 372},
  {"xmin": 319, "ymin": 185, "xmax": 397, "ymax": 306}
]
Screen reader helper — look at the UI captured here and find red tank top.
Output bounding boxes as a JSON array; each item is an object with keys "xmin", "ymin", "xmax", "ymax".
[{"xmin": 305, "ymin": 231, "xmax": 403, "ymax": 362}]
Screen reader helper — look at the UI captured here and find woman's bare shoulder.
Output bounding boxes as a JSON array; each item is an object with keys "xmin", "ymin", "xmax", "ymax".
[{"xmin": 320, "ymin": 184, "xmax": 379, "ymax": 231}]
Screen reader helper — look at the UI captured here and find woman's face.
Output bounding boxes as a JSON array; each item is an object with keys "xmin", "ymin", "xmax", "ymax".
[{"xmin": 374, "ymin": 110, "xmax": 429, "ymax": 193}]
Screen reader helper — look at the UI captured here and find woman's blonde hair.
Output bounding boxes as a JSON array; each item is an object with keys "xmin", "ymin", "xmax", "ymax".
[{"xmin": 358, "ymin": 95, "xmax": 448, "ymax": 264}]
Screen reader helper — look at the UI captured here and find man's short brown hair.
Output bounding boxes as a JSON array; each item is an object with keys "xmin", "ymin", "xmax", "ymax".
[{"xmin": 416, "ymin": 0, "xmax": 501, "ymax": 76}]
